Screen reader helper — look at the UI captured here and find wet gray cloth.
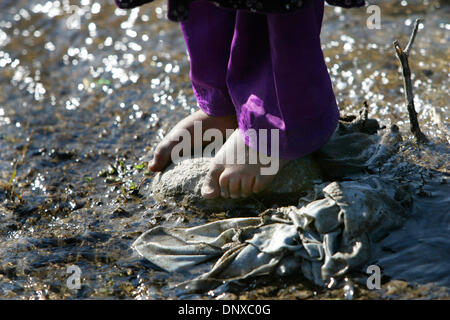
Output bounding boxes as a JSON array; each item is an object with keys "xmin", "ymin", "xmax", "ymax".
[
  {"xmin": 133, "ymin": 177, "xmax": 410, "ymax": 290},
  {"xmin": 316, "ymin": 123, "xmax": 402, "ymax": 180}
]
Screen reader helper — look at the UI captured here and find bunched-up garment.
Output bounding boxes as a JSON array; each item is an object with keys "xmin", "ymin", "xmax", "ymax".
[{"xmin": 115, "ymin": 0, "xmax": 366, "ymax": 21}]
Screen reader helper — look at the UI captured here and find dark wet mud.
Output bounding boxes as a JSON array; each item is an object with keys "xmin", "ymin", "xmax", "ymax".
[{"xmin": 0, "ymin": 0, "xmax": 448, "ymax": 299}]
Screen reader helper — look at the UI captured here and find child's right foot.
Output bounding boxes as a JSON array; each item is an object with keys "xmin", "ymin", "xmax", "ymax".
[
  {"xmin": 201, "ymin": 128, "xmax": 288, "ymax": 199},
  {"xmin": 148, "ymin": 110, "xmax": 237, "ymax": 172}
]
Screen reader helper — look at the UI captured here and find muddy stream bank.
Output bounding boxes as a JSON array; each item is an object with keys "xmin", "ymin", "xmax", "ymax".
[{"xmin": 0, "ymin": 0, "xmax": 448, "ymax": 299}]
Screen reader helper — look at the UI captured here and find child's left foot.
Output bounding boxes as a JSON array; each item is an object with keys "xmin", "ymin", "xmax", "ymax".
[{"xmin": 201, "ymin": 129, "xmax": 289, "ymax": 199}]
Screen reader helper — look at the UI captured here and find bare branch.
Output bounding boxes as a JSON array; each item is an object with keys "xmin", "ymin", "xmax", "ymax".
[
  {"xmin": 393, "ymin": 18, "xmax": 428, "ymax": 144},
  {"xmin": 405, "ymin": 18, "xmax": 422, "ymax": 56}
]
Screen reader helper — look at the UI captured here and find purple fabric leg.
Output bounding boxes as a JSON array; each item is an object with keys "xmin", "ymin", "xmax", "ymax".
[
  {"xmin": 227, "ymin": 0, "xmax": 339, "ymax": 159},
  {"xmin": 179, "ymin": 1, "xmax": 236, "ymax": 116},
  {"xmin": 181, "ymin": 0, "xmax": 339, "ymax": 159}
]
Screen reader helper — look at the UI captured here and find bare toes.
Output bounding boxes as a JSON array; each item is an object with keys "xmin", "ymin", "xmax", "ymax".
[
  {"xmin": 148, "ymin": 143, "xmax": 173, "ymax": 172},
  {"xmin": 228, "ymin": 177, "xmax": 241, "ymax": 199},
  {"xmin": 218, "ymin": 172, "xmax": 230, "ymax": 199},
  {"xmin": 252, "ymin": 176, "xmax": 268, "ymax": 194},
  {"xmin": 201, "ymin": 164, "xmax": 223, "ymax": 199},
  {"xmin": 240, "ymin": 176, "xmax": 255, "ymax": 198}
]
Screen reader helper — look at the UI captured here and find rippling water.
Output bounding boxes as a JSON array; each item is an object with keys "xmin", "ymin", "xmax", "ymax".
[{"xmin": 0, "ymin": 0, "xmax": 448, "ymax": 299}]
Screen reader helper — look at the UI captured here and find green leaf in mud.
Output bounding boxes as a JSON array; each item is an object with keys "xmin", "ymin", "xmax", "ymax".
[
  {"xmin": 85, "ymin": 176, "xmax": 93, "ymax": 182},
  {"xmin": 82, "ymin": 78, "xmax": 111, "ymax": 90},
  {"xmin": 134, "ymin": 163, "xmax": 145, "ymax": 171},
  {"xmin": 129, "ymin": 181, "xmax": 136, "ymax": 190},
  {"xmin": 121, "ymin": 187, "xmax": 127, "ymax": 197},
  {"xmin": 98, "ymin": 165, "xmax": 117, "ymax": 177},
  {"xmin": 8, "ymin": 168, "xmax": 16, "ymax": 186},
  {"xmin": 95, "ymin": 79, "xmax": 111, "ymax": 86}
]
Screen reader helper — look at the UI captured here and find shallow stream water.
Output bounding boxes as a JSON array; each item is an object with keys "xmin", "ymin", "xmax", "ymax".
[{"xmin": 0, "ymin": 0, "xmax": 448, "ymax": 299}]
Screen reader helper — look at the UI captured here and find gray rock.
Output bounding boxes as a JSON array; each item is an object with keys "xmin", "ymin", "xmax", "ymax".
[{"xmin": 151, "ymin": 156, "xmax": 323, "ymax": 213}]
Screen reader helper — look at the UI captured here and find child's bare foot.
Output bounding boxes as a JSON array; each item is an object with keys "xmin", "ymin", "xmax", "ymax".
[
  {"xmin": 201, "ymin": 129, "xmax": 289, "ymax": 199},
  {"xmin": 148, "ymin": 110, "xmax": 237, "ymax": 172}
]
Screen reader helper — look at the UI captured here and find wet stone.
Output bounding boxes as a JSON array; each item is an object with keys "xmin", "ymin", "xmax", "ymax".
[{"xmin": 151, "ymin": 155, "xmax": 323, "ymax": 213}]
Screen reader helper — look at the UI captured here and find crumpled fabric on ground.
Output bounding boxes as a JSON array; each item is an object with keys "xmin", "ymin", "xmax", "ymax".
[
  {"xmin": 133, "ymin": 177, "xmax": 410, "ymax": 291},
  {"xmin": 315, "ymin": 111, "xmax": 402, "ymax": 180}
]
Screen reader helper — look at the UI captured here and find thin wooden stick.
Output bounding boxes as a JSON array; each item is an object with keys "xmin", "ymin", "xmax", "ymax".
[
  {"xmin": 393, "ymin": 18, "xmax": 428, "ymax": 144},
  {"xmin": 405, "ymin": 19, "xmax": 422, "ymax": 56}
]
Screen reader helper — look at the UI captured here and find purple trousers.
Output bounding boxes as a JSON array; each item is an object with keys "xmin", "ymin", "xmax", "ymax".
[{"xmin": 180, "ymin": 0, "xmax": 339, "ymax": 160}]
